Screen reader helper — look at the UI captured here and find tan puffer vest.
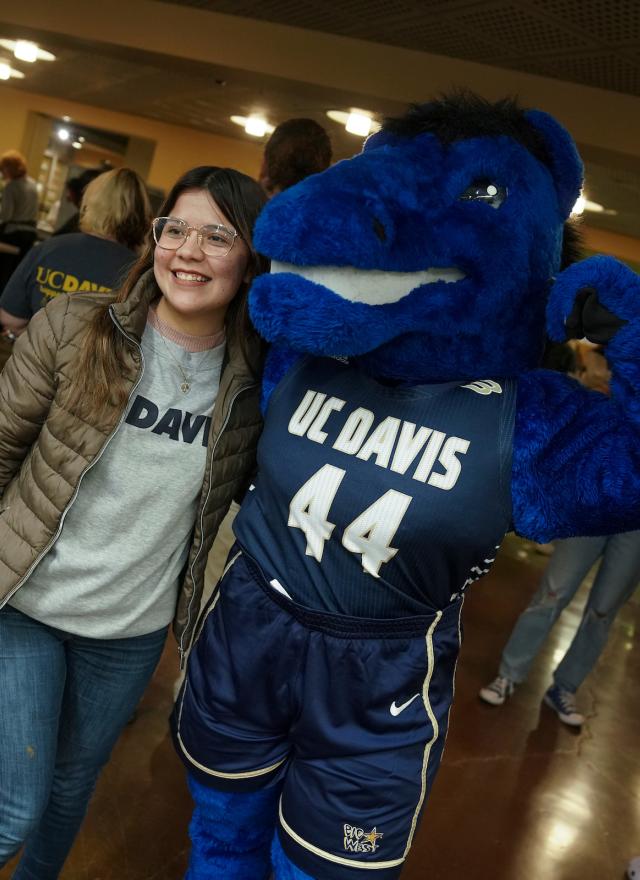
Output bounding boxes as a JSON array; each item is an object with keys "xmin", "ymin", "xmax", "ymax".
[{"xmin": 0, "ymin": 271, "xmax": 263, "ymax": 660}]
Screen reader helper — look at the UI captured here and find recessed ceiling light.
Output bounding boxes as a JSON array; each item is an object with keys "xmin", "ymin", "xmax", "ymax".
[
  {"xmin": 0, "ymin": 38, "xmax": 56, "ymax": 62},
  {"xmin": 71, "ymin": 141, "xmax": 82, "ymax": 149},
  {"xmin": 14, "ymin": 40, "xmax": 37, "ymax": 62},
  {"xmin": 571, "ymin": 195, "xmax": 586, "ymax": 216},
  {"xmin": 0, "ymin": 61, "xmax": 25, "ymax": 80},
  {"xmin": 326, "ymin": 109, "xmax": 380, "ymax": 137},
  {"xmin": 230, "ymin": 115, "xmax": 275, "ymax": 137},
  {"xmin": 57, "ymin": 127, "xmax": 70, "ymax": 142},
  {"xmin": 346, "ymin": 112, "xmax": 374, "ymax": 137},
  {"xmin": 571, "ymin": 194, "xmax": 617, "ymax": 217},
  {"xmin": 245, "ymin": 116, "xmax": 269, "ymax": 137}
]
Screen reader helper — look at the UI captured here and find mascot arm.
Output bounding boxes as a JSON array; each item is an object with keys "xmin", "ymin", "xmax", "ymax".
[
  {"xmin": 512, "ymin": 256, "xmax": 640, "ymax": 542},
  {"xmin": 261, "ymin": 344, "xmax": 304, "ymax": 414}
]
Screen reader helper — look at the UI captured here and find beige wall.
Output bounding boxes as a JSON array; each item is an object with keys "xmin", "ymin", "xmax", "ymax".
[
  {"xmin": 583, "ymin": 226, "xmax": 640, "ymax": 266},
  {"xmin": 0, "ymin": 84, "xmax": 263, "ymax": 191}
]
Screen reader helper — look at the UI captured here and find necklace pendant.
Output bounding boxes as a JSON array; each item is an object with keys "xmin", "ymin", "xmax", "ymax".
[{"xmin": 180, "ymin": 381, "xmax": 191, "ymax": 393}]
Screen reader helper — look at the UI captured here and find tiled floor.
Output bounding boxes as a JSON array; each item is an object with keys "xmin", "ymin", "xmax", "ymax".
[{"xmin": 2, "ymin": 536, "xmax": 638, "ymax": 879}]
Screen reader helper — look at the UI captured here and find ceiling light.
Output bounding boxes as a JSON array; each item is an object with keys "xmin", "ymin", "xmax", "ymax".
[
  {"xmin": 245, "ymin": 116, "xmax": 268, "ymax": 137},
  {"xmin": 71, "ymin": 141, "xmax": 82, "ymax": 150},
  {"xmin": 346, "ymin": 112, "xmax": 373, "ymax": 137},
  {"xmin": 571, "ymin": 194, "xmax": 617, "ymax": 217},
  {"xmin": 57, "ymin": 127, "xmax": 70, "ymax": 141},
  {"xmin": 230, "ymin": 115, "xmax": 275, "ymax": 137},
  {"xmin": 588, "ymin": 201, "xmax": 618, "ymax": 216},
  {"xmin": 326, "ymin": 109, "xmax": 380, "ymax": 137},
  {"xmin": 571, "ymin": 195, "xmax": 585, "ymax": 216},
  {"xmin": 0, "ymin": 38, "xmax": 56, "ymax": 62},
  {"xmin": 14, "ymin": 40, "xmax": 37, "ymax": 62},
  {"xmin": 0, "ymin": 61, "xmax": 25, "ymax": 80}
]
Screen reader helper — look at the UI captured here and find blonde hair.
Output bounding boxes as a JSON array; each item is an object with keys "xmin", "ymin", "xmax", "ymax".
[
  {"xmin": 0, "ymin": 150, "xmax": 28, "ymax": 179},
  {"xmin": 79, "ymin": 167, "xmax": 151, "ymax": 250}
]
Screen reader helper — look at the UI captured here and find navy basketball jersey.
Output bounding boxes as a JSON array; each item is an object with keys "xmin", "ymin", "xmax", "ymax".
[{"xmin": 234, "ymin": 357, "xmax": 516, "ymax": 617}]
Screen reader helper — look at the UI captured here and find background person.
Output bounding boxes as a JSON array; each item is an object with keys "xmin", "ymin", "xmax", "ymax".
[
  {"xmin": 479, "ymin": 531, "xmax": 640, "ymax": 724},
  {"xmin": 0, "ymin": 150, "xmax": 39, "ymax": 292},
  {"xmin": 0, "ymin": 168, "xmax": 150, "ymax": 340},
  {"xmin": 51, "ymin": 167, "xmax": 103, "ymax": 237},
  {"xmin": 258, "ymin": 117, "xmax": 332, "ymax": 197},
  {"xmin": 479, "ymin": 345, "xmax": 637, "ymax": 726},
  {"xmin": 0, "ymin": 150, "xmax": 38, "ymax": 247},
  {"xmin": 0, "ymin": 165, "xmax": 268, "ymax": 879}
]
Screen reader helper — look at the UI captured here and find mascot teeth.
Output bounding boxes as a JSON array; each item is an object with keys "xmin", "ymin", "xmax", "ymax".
[{"xmin": 270, "ymin": 261, "xmax": 465, "ymax": 305}]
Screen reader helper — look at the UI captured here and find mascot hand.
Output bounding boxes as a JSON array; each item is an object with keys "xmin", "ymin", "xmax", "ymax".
[
  {"xmin": 547, "ymin": 255, "xmax": 640, "ymax": 418},
  {"xmin": 547, "ymin": 255, "xmax": 638, "ymax": 344}
]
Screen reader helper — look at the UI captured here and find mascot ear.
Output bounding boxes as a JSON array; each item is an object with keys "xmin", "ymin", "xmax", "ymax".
[
  {"xmin": 525, "ymin": 110, "xmax": 584, "ymax": 219},
  {"xmin": 362, "ymin": 129, "xmax": 405, "ymax": 153}
]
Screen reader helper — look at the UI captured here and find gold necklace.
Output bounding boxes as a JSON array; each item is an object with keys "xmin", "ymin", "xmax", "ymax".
[{"xmin": 156, "ymin": 327, "xmax": 192, "ymax": 393}]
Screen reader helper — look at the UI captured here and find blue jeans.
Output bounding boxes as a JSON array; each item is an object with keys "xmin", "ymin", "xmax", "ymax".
[
  {"xmin": 499, "ymin": 532, "xmax": 640, "ymax": 692},
  {"xmin": 0, "ymin": 606, "xmax": 167, "ymax": 878}
]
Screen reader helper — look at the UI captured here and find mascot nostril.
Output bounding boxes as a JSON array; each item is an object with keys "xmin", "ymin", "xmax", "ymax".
[
  {"xmin": 175, "ymin": 91, "xmax": 640, "ymax": 880},
  {"xmin": 372, "ymin": 217, "xmax": 387, "ymax": 242}
]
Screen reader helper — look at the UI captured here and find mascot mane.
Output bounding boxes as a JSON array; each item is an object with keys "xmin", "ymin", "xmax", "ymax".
[{"xmin": 379, "ymin": 93, "xmax": 583, "ymax": 270}]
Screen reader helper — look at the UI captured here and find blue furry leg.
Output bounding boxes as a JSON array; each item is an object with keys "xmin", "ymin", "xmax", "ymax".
[
  {"xmin": 271, "ymin": 832, "xmax": 316, "ymax": 879},
  {"xmin": 186, "ymin": 774, "xmax": 280, "ymax": 880}
]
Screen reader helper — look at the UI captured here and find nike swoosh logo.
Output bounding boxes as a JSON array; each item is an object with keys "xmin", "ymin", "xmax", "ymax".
[{"xmin": 390, "ymin": 693, "xmax": 420, "ymax": 716}]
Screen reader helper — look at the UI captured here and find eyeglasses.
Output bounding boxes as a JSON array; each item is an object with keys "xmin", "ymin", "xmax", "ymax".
[{"xmin": 152, "ymin": 216, "xmax": 240, "ymax": 257}]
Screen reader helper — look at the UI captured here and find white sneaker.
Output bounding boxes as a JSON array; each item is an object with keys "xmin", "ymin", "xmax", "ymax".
[
  {"xmin": 627, "ymin": 856, "xmax": 640, "ymax": 879},
  {"xmin": 543, "ymin": 685, "xmax": 585, "ymax": 726},
  {"xmin": 479, "ymin": 675, "xmax": 515, "ymax": 706}
]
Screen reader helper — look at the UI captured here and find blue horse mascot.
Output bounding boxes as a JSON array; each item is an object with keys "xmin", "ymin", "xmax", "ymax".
[{"xmin": 172, "ymin": 93, "xmax": 640, "ymax": 879}]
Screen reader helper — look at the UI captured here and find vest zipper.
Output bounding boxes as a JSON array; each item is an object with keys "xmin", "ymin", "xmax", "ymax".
[
  {"xmin": 178, "ymin": 381, "xmax": 255, "ymax": 668},
  {"xmin": 0, "ymin": 308, "xmax": 144, "ymax": 609}
]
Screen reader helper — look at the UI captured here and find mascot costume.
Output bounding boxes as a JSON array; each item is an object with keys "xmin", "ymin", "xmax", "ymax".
[{"xmin": 172, "ymin": 93, "xmax": 640, "ymax": 879}]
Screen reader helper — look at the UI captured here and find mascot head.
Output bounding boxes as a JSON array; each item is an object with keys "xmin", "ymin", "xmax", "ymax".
[{"xmin": 249, "ymin": 92, "xmax": 583, "ymax": 383}]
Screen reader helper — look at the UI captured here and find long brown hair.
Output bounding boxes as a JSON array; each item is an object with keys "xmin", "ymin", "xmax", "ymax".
[{"xmin": 69, "ymin": 166, "xmax": 269, "ymax": 418}]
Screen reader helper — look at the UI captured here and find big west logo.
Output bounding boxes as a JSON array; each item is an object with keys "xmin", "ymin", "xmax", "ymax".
[
  {"xmin": 343, "ymin": 824, "xmax": 383, "ymax": 853},
  {"xmin": 125, "ymin": 395, "xmax": 212, "ymax": 446},
  {"xmin": 37, "ymin": 266, "xmax": 112, "ymax": 299}
]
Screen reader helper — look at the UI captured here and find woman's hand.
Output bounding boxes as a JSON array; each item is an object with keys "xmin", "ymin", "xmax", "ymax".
[{"xmin": 0, "ymin": 307, "xmax": 28, "ymax": 337}]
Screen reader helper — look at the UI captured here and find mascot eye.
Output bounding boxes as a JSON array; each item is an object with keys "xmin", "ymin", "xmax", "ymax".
[{"xmin": 459, "ymin": 181, "xmax": 507, "ymax": 209}]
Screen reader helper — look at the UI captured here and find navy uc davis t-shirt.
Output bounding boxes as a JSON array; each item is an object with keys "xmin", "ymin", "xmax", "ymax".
[
  {"xmin": 0, "ymin": 232, "xmax": 136, "ymax": 319},
  {"xmin": 234, "ymin": 356, "xmax": 516, "ymax": 618}
]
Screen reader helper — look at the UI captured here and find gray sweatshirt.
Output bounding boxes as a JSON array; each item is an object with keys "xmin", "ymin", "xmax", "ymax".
[
  {"xmin": 11, "ymin": 321, "xmax": 225, "ymax": 638},
  {"xmin": 1, "ymin": 176, "xmax": 38, "ymax": 232}
]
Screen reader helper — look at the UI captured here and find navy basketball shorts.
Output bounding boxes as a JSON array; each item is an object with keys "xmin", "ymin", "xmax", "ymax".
[{"xmin": 173, "ymin": 548, "xmax": 463, "ymax": 880}]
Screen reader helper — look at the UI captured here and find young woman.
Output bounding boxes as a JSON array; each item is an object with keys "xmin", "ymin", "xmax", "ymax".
[
  {"xmin": 0, "ymin": 165, "xmax": 268, "ymax": 878},
  {"xmin": 0, "ymin": 167, "xmax": 150, "ymax": 339}
]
